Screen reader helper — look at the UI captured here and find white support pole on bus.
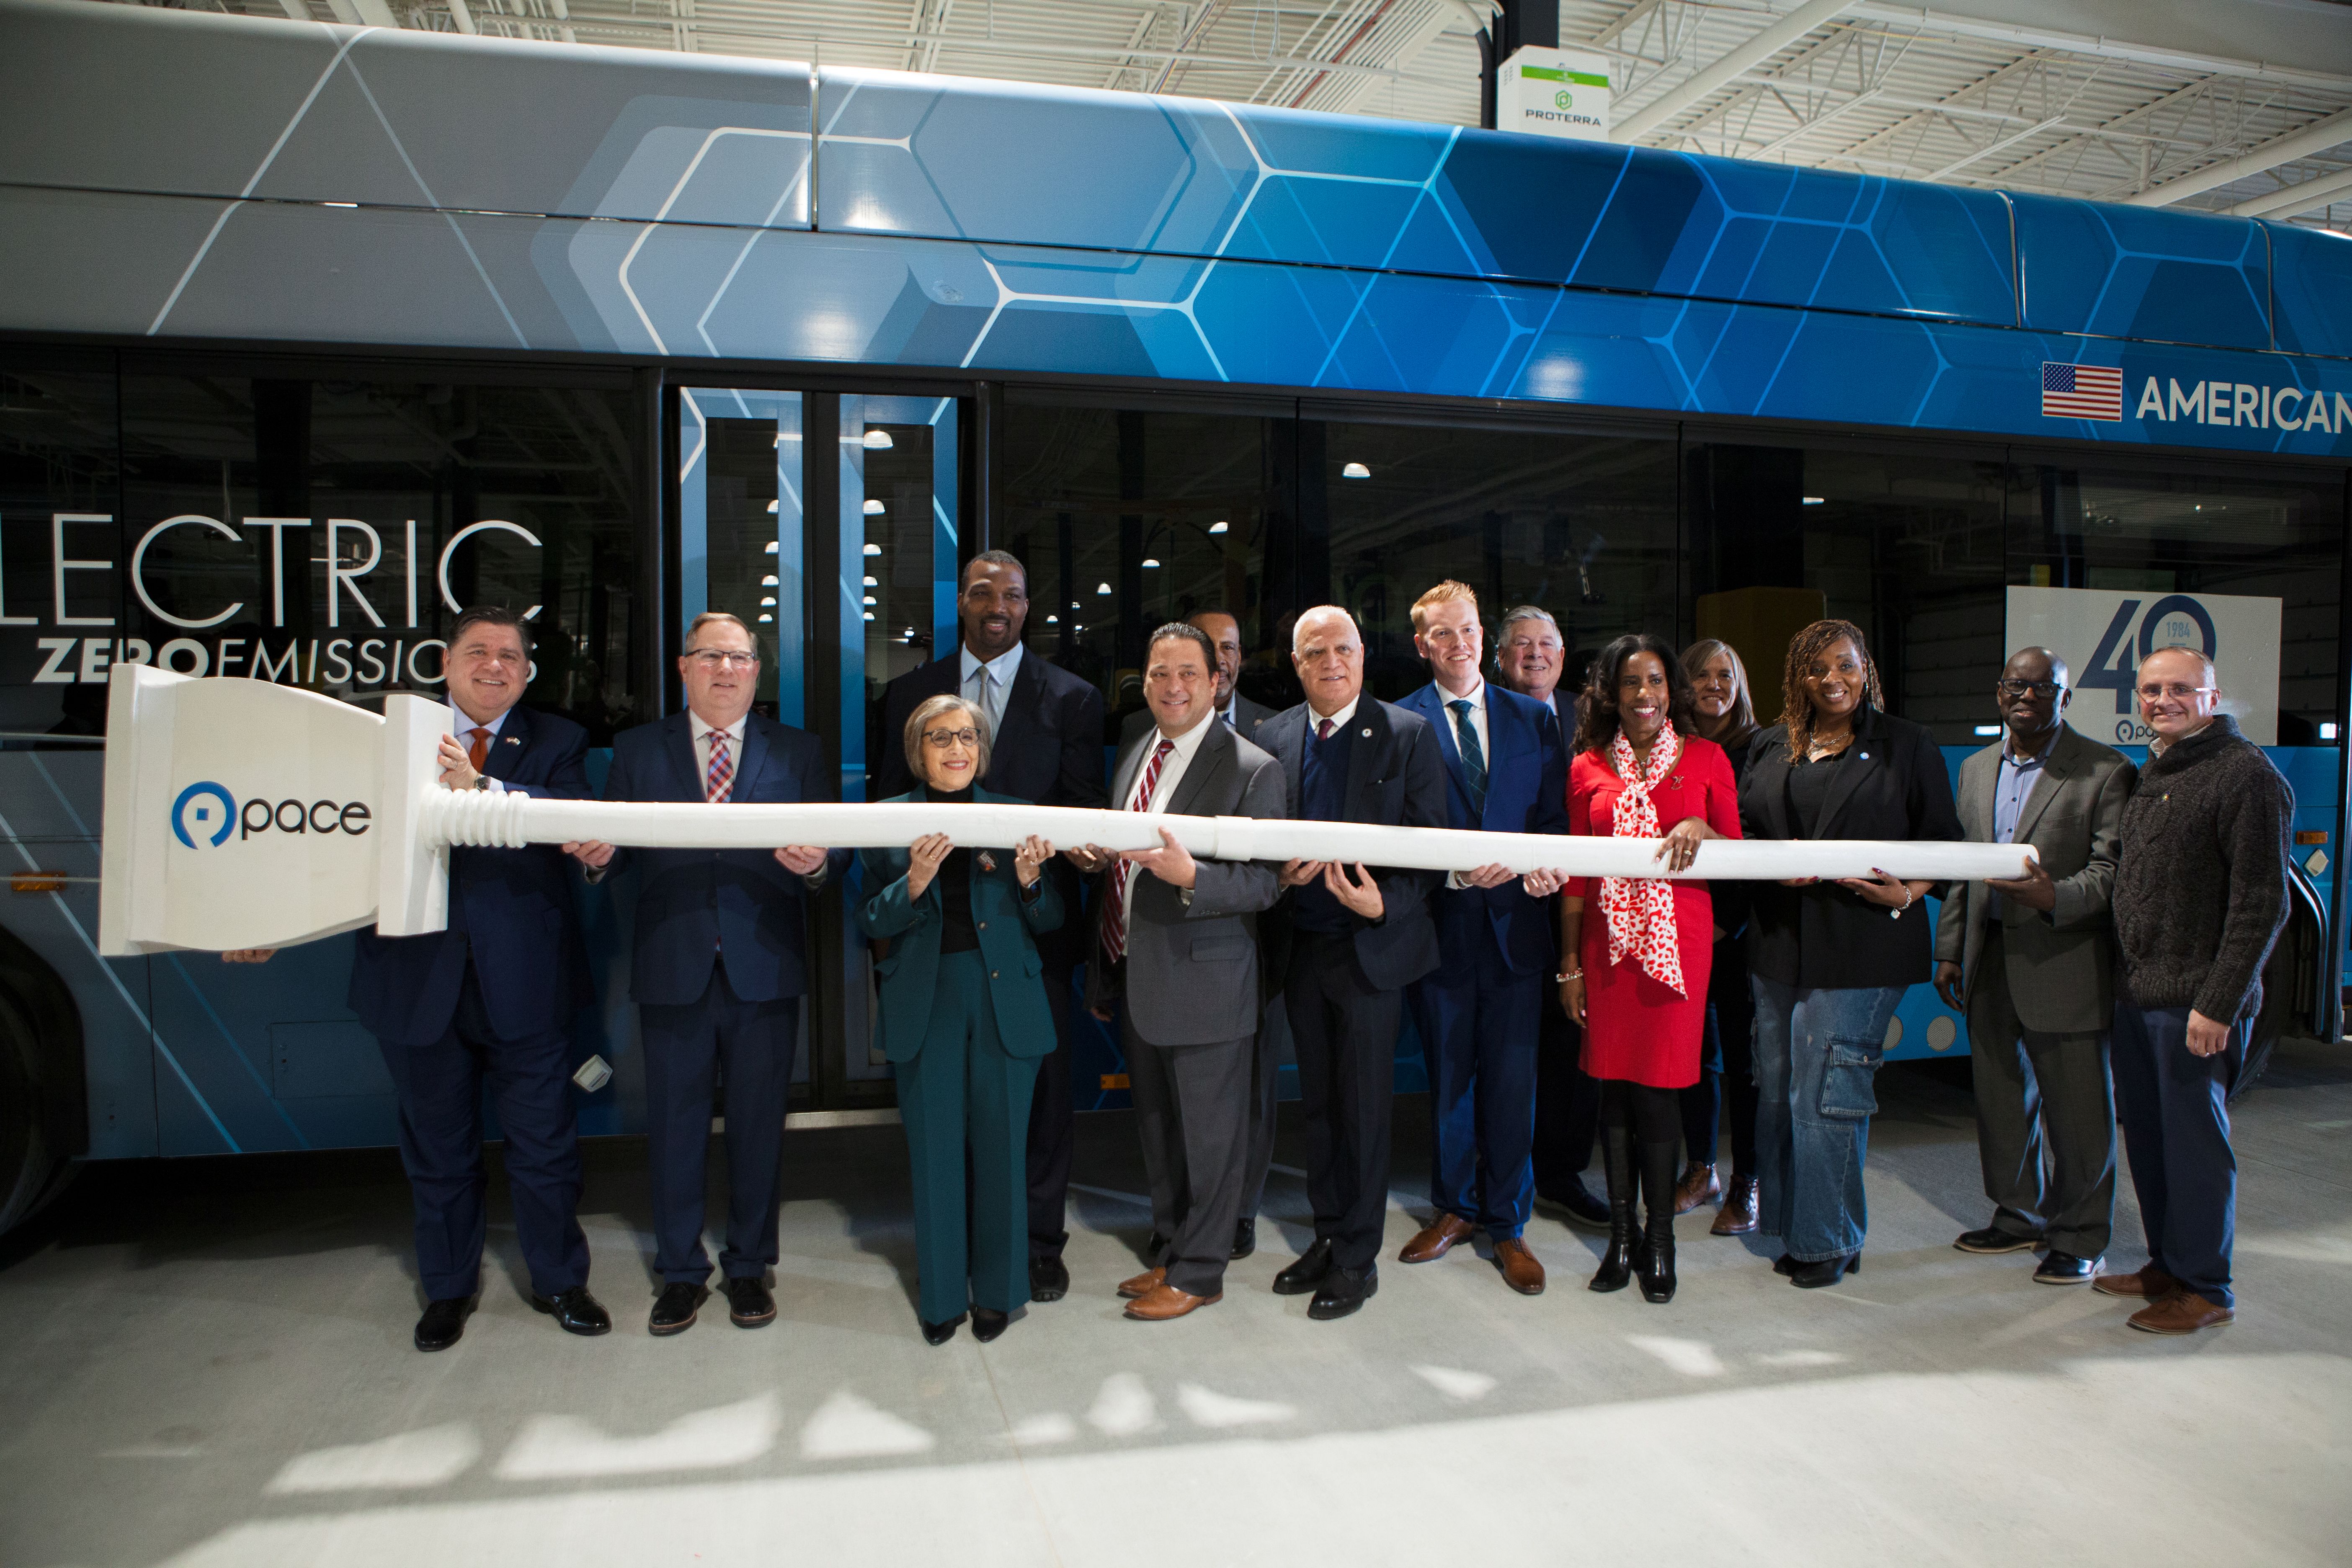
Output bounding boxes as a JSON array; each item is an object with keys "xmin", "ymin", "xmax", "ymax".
[{"xmin": 100, "ymin": 668, "xmax": 2036, "ymax": 955}]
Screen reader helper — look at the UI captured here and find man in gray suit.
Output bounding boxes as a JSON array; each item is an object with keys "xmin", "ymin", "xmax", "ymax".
[
  {"xmin": 1935, "ymin": 647, "xmax": 2137, "ymax": 1284},
  {"xmin": 1117, "ymin": 610, "xmax": 1277, "ymax": 744},
  {"xmin": 1074, "ymin": 622, "xmax": 1285, "ymax": 1321}
]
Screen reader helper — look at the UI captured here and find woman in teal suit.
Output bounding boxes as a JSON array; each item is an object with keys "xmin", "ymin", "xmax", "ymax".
[{"xmin": 859, "ymin": 693, "xmax": 1063, "ymax": 1345}]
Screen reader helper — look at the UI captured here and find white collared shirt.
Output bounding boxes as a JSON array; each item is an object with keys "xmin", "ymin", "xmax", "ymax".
[
  {"xmin": 1305, "ymin": 694, "xmax": 1361, "ymax": 738},
  {"xmin": 959, "ymin": 640, "xmax": 1024, "ymax": 740},
  {"xmin": 1120, "ymin": 706, "xmax": 1218, "ymax": 923},
  {"xmin": 448, "ymin": 698, "xmax": 510, "ymax": 794},
  {"xmin": 688, "ymin": 708, "xmax": 745, "ymax": 796},
  {"xmin": 1434, "ymin": 674, "xmax": 1489, "ymax": 766}
]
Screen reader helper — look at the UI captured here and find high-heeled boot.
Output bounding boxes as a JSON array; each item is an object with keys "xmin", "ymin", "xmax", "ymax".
[
  {"xmin": 1587, "ymin": 1122, "xmax": 1636, "ymax": 1293},
  {"xmin": 1636, "ymin": 1139, "xmax": 1679, "ymax": 1304}
]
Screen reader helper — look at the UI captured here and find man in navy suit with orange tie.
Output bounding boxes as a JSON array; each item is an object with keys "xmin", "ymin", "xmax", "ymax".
[
  {"xmin": 1395, "ymin": 583, "xmax": 1567, "ymax": 1295},
  {"xmin": 568, "ymin": 611, "xmax": 845, "ymax": 1338},
  {"xmin": 344, "ymin": 605, "xmax": 609, "ymax": 1352}
]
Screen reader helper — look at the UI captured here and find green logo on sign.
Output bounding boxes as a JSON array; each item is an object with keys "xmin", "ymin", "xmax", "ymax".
[{"xmin": 1555, "ymin": 89, "xmax": 1573, "ymax": 110}]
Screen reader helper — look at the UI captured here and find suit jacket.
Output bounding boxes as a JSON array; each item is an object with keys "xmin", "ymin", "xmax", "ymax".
[
  {"xmin": 1257, "ymin": 696, "xmax": 1447, "ymax": 993},
  {"xmin": 1397, "ymin": 680, "xmax": 1567, "ymax": 977},
  {"xmin": 856, "ymin": 786, "xmax": 1065, "ymax": 1063},
  {"xmin": 1739, "ymin": 707, "xmax": 1963, "ymax": 990},
  {"xmin": 876, "ymin": 646, "xmax": 1106, "ymax": 968},
  {"xmin": 598, "ymin": 711, "xmax": 849, "ymax": 1007},
  {"xmin": 1119, "ymin": 692, "xmax": 1275, "ymax": 749},
  {"xmin": 1933, "ymin": 725, "xmax": 2135, "ymax": 1034},
  {"xmin": 1085, "ymin": 720, "xmax": 1285, "ymax": 1044},
  {"xmin": 348, "ymin": 704, "xmax": 593, "ymax": 1047}
]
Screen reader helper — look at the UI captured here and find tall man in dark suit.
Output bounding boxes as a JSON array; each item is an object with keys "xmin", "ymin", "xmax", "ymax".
[
  {"xmin": 1258, "ymin": 605, "xmax": 1448, "ymax": 1320},
  {"xmin": 346, "ymin": 605, "xmax": 609, "ymax": 1351},
  {"xmin": 1118, "ymin": 608, "xmax": 1280, "ymax": 1256},
  {"xmin": 1496, "ymin": 606, "xmax": 1609, "ymax": 1229},
  {"xmin": 1395, "ymin": 583, "xmax": 1567, "ymax": 1294},
  {"xmin": 875, "ymin": 549, "xmax": 1107, "ymax": 1301},
  {"xmin": 567, "ymin": 611, "xmax": 844, "ymax": 1336},
  {"xmin": 1074, "ymin": 622, "xmax": 1285, "ymax": 1320},
  {"xmin": 1935, "ymin": 648, "xmax": 2135, "ymax": 1285}
]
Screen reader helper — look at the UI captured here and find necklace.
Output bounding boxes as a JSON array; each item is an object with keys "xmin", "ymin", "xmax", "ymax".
[{"xmin": 1806, "ymin": 730, "xmax": 1852, "ymax": 761}]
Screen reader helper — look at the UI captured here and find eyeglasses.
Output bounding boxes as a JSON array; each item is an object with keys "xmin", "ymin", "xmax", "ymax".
[
  {"xmin": 922, "ymin": 727, "xmax": 982, "ymax": 749},
  {"xmin": 1996, "ymin": 679, "xmax": 2063, "ymax": 697},
  {"xmin": 2137, "ymin": 682, "xmax": 2217, "ymax": 701},
  {"xmin": 686, "ymin": 650, "xmax": 759, "ymax": 670}
]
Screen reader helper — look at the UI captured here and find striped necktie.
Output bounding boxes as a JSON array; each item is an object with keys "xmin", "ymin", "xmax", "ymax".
[
  {"xmin": 1101, "ymin": 738, "xmax": 1175, "ymax": 966},
  {"xmin": 706, "ymin": 730, "xmax": 735, "ymax": 803}
]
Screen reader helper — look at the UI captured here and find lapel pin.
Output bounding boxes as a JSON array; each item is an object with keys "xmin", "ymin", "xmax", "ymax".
[
  {"xmin": 1859, "ymin": 751, "xmax": 1869, "ymax": 760},
  {"xmin": 1360, "ymin": 727, "xmax": 1372, "ymax": 739},
  {"xmin": 503, "ymin": 736, "xmax": 521, "ymax": 745},
  {"xmin": 978, "ymin": 851, "xmax": 998, "ymax": 873}
]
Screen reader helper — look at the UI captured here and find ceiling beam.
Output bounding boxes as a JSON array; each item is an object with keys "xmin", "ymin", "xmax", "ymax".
[
  {"xmin": 2226, "ymin": 164, "xmax": 2352, "ymax": 219},
  {"xmin": 1846, "ymin": 3, "xmax": 2352, "ymax": 94},
  {"xmin": 1614, "ymin": 0, "xmax": 1859, "ymax": 143},
  {"xmin": 2125, "ymin": 106, "xmax": 2352, "ymax": 206}
]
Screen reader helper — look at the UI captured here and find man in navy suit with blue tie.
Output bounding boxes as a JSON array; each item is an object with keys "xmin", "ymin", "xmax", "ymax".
[
  {"xmin": 345, "ymin": 605, "xmax": 609, "ymax": 1352},
  {"xmin": 568, "ymin": 612, "xmax": 844, "ymax": 1337},
  {"xmin": 1395, "ymin": 583, "xmax": 1567, "ymax": 1295}
]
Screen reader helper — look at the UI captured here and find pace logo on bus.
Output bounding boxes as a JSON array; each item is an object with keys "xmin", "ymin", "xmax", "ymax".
[{"xmin": 170, "ymin": 781, "xmax": 372, "ymax": 849}]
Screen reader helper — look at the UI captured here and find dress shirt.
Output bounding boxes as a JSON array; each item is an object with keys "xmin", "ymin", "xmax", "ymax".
[
  {"xmin": 1217, "ymin": 696, "xmax": 1238, "ymax": 729},
  {"xmin": 1305, "ymin": 695, "xmax": 1361, "ymax": 738},
  {"xmin": 688, "ymin": 708, "xmax": 744, "ymax": 795},
  {"xmin": 958, "ymin": 640, "xmax": 1024, "ymax": 740},
  {"xmin": 1436, "ymin": 675, "xmax": 1490, "ymax": 767},
  {"xmin": 1119, "ymin": 707, "xmax": 1217, "ymax": 926},
  {"xmin": 1988, "ymin": 733, "xmax": 2053, "ymax": 921},
  {"xmin": 448, "ymin": 698, "xmax": 510, "ymax": 794}
]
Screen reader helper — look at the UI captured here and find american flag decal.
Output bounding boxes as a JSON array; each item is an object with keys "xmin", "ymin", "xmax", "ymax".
[{"xmin": 2041, "ymin": 361, "xmax": 2124, "ymax": 421}]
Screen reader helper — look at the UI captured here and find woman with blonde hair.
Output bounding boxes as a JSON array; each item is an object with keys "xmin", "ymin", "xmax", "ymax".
[
  {"xmin": 1736, "ymin": 620, "xmax": 1960, "ymax": 1288},
  {"xmin": 1675, "ymin": 638, "xmax": 1764, "ymax": 1234},
  {"xmin": 858, "ymin": 693, "xmax": 1063, "ymax": 1345}
]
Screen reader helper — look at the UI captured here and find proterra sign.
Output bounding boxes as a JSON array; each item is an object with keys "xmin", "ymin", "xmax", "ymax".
[{"xmin": 1498, "ymin": 46, "xmax": 1611, "ymax": 143}]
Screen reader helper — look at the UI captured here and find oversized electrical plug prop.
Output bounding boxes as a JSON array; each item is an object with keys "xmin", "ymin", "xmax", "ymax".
[{"xmin": 97, "ymin": 666, "xmax": 2038, "ymax": 956}]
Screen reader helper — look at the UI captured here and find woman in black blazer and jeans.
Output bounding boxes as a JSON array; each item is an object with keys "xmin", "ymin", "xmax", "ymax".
[{"xmin": 1740, "ymin": 620, "xmax": 1960, "ymax": 1287}]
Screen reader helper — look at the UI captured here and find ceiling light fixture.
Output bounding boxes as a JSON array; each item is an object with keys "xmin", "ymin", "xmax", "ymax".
[
  {"xmin": 863, "ymin": 430, "xmax": 893, "ymax": 449},
  {"xmin": 1209, "ymin": 521, "xmax": 1228, "ymax": 534},
  {"xmin": 863, "ymin": 542, "xmax": 882, "ymax": 556},
  {"xmin": 1341, "ymin": 462, "xmax": 1370, "ymax": 478},
  {"xmin": 862, "ymin": 498, "xmax": 885, "ymax": 515}
]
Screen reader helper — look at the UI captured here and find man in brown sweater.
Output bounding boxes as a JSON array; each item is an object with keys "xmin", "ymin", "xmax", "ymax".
[{"xmin": 2096, "ymin": 646, "xmax": 2291, "ymax": 1335}]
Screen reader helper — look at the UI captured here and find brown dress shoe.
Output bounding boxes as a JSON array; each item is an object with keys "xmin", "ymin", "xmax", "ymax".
[
  {"xmin": 1672, "ymin": 1163, "xmax": 1723, "ymax": 1215},
  {"xmin": 1493, "ymin": 1237, "xmax": 1546, "ymax": 1295},
  {"xmin": 2127, "ymin": 1292, "xmax": 2233, "ymax": 1334},
  {"xmin": 2093, "ymin": 1265, "xmax": 2181, "ymax": 1300},
  {"xmin": 1711, "ymin": 1175, "xmax": 1759, "ymax": 1235},
  {"xmin": 1123, "ymin": 1283, "xmax": 1221, "ymax": 1320},
  {"xmin": 1398, "ymin": 1212, "xmax": 1475, "ymax": 1264},
  {"xmin": 1117, "ymin": 1266, "xmax": 1167, "ymax": 1300}
]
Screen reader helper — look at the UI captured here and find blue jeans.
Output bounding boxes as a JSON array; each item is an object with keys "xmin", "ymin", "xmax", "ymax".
[
  {"xmin": 2110, "ymin": 1001, "xmax": 2244, "ymax": 1308},
  {"xmin": 1751, "ymin": 977, "xmax": 1903, "ymax": 1263}
]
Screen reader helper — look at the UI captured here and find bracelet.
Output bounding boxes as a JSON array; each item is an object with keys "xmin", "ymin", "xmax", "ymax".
[
  {"xmin": 1889, "ymin": 884, "xmax": 1916, "ymax": 919},
  {"xmin": 1555, "ymin": 969, "xmax": 1583, "ymax": 983}
]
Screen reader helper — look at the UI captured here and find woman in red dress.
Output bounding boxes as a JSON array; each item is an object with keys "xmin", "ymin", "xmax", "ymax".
[{"xmin": 1529, "ymin": 633, "xmax": 1741, "ymax": 1304}]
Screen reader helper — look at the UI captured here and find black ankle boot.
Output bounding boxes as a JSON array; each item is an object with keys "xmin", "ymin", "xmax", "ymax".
[
  {"xmin": 1588, "ymin": 1122, "xmax": 1636, "ymax": 1293},
  {"xmin": 1636, "ymin": 1138, "xmax": 1679, "ymax": 1304}
]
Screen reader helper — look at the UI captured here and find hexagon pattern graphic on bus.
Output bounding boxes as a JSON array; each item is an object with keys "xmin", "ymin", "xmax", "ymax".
[{"xmin": 2014, "ymin": 195, "xmax": 2272, "ymax": 351}]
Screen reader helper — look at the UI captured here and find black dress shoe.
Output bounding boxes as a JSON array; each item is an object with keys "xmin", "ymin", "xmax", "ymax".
[
  {"xmin": 1308, "ymin": 1262, "xmax": 1376, "ymax": 1321},
  {"xmin": 530, "ymin": 1284, "xmax": 613, "ymax": 1336},
  {"xmin": 649, "ymin": 1281, "xmax": 707, "ymax": 1336},
  {"xmin": 1537, "ymin": 1177, "xmax": 1613, "ymax": 1230},
  {"xmin": 1272, "ymin": 1238, "xmax": 1333, "ymax": 1296},
  {"xmin": 1789, "ymin": 1254, "xmax": 1861, "ymax": 1289},
  {"xmin": 1955, "ymin": 1225, "xmax": 2040, "ymax": 1254},
  {"xmin": 1773, "ymin": 1252, "xmax": 1798, "ymax": 1276},
  {"xmin": 971, "ymin": 1306, "xmax": 1010, "ymax": 1342},
  {"xmin": 1231, "ymin": 1216, "xmax": 1256, "ymax": 1260},
  {"xmin": 2034, "ymin": 1250, "xmax": 2102, "ymax": 1285},
  {"xmin": 725, "ymin": 1276, "xmax": 776, "ymax": 1327},
  {"xmin": 413, "ymin": 1296, "xmax": 475, "ymax": 1353},
  {"xmin": 921, "ymin": 1312, "xmax": 965, "ymax": 1346},
  {"xmin": 1028, "ymin": 1254, "xmax": 1069, "ymax": 1302}
]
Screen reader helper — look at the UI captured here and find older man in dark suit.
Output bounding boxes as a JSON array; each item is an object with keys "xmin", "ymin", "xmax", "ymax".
[
  {"xmin": 1257, "ymin": 605, "xmax": 1449, "ymax": 1321},
  {"xmin": 875, "ymin": 549, "xmax": 1106, "ymax": 1302},
  {"xmin": 1075, "ymin": 622, "xmax": 1285, "ymax": 1320}
]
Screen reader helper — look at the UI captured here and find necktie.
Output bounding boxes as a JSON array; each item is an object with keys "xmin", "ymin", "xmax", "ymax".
[
  {"xmin": 1316, "ymin": 717, "xmax": 1334, "ymax": 742},
  {"xmin": 706, "ymin": 730, "xmax": 735, "ymax": 803},
  {"xmin": 1449, "ymin": 698, "xmax": 1488, "ymax": 816},
  {"xmin": 1101, "ymin": 738, "xmax": 1175, "ymax": 966},
  {"xmin": 965, "ymin": 664, "xmax": 995, "ymax": 736},
  {"xmin": 466, "ymin": 727, "xmax": 490, "ymax": 774}
]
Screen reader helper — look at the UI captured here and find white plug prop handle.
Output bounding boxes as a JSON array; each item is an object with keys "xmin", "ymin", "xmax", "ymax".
[{"xmin": 102, "ymin": 670, "xmax": 2037, "ymax": 955}]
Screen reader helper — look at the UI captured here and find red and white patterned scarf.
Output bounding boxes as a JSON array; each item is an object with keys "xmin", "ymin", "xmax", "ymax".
[{"xmin": 1602, "ymin": 720, "xmax": 1687, "ymax": 997}]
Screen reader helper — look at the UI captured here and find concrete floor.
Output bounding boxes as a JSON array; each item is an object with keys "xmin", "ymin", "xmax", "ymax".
[{"xmin": 3, "ymin": 1048, "xmax": 2350, "ymax": 1568}]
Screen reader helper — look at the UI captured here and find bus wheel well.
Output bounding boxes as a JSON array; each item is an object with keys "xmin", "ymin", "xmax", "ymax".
[{"xmin": 0, "ymin": 922, "xmax": 87, "ymax": 1238}]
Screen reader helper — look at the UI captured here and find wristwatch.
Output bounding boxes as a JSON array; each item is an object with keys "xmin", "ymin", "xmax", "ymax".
[{"xmin": 472, "ymin": 774, "xmax": 491, "ymax": 791}]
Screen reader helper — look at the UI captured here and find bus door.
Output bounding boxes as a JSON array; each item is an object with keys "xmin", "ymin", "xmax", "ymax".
[{"xmin": 675, "ymin": 388, "xmax": 960, "ymax": 1113}]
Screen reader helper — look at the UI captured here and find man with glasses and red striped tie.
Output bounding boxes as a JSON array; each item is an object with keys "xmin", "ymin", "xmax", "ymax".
[
  {"xmin": 568, "ymin": 611, "xmax": 845, "ymax": 1339},
  {"xmin": 1067, "ymin": 623, "xmax": 1285, "ymax": 1321}
]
